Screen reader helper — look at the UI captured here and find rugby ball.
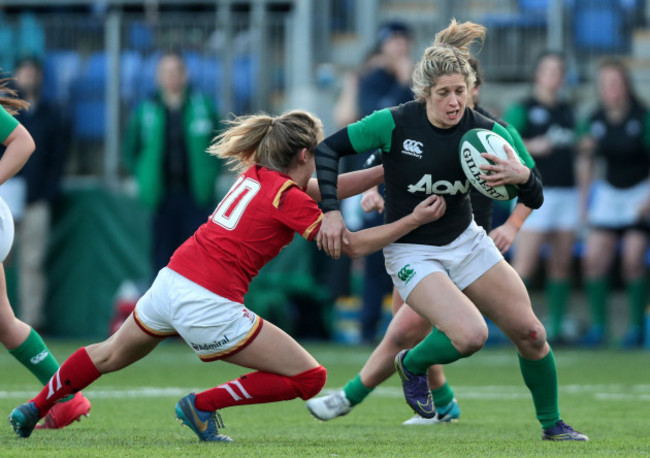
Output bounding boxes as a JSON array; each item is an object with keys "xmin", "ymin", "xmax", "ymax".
[{"xmin": 459, "ymin": 128, "xmax": 519, "ymax": 201}]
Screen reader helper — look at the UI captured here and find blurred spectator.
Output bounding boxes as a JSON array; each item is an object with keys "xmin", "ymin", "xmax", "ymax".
[
  {"xmin": 345, "ymin": 20, "xmax": 415, "ymax": 343},
  {"xmin": 504, "ymin": 52, "xmax": 578, "ymax": 344},
  {"xmin": 3, "ymin": 57, "xmax": 68, "ymax": 329},
  {"xmin": 577, "ymin": 58, "xmax": 650, "ymax": 348},
  {"xmin": 122, "ymin": 51, "xmax": 221, "ymax": 276}
]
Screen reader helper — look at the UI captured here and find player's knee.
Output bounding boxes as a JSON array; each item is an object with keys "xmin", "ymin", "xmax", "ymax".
[
  {"xmin": 290, "ymin": 365, "xmax": 327, "ymax": 400},
  {"xmin": 526, "ymin": 323, "xmax": 547, "ymax": 350},
  {"xmin": 512, "ymin": 321, "xmax": 546, "ymax": 351},
  {"xmin": 453, "ymin": 323, "xmax": 488, "ymax": 355}
]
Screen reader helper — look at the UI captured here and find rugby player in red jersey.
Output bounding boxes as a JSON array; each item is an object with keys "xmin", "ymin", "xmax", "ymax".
[{"xmin": 9, "ymin": 110, "xmax": 446, "ymax": 442}]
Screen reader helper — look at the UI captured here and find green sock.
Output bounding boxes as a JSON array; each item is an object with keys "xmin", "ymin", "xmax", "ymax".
[
  {"xmin": 626, "ymin": 278, "xmax": 647, "ymax": 329},
  {"xmin": 343, "ymin": 374, "xmax": 374, "ymax": 406},
  {"xmin": 8, "ymin": 328, "xmax": 61, "ymax": 385},
  {"xmin": 403, "ymin": 328, "xmax": 465, "ymax": 375},
  {"xmin": 431, "ymin": 381, "xmax": 454, "ymax": 408},
  {"xmin": 518, "ymin": 349, "xmax": 560, "ymax": 429},
  {"xmin": 546, "ymin": 279, "xmax": 570, "ymax": 339},
  {"xmin": 585, "ymin": 277, "xmax": 609, "ymax": 329}
]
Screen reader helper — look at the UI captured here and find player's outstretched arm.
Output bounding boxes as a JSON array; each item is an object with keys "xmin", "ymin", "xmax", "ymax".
[
  {"xmin": 340, "ymin": 194, "xmax": 446, "ymax": 259},
  {"xmin": 306, "ymin": 165, "xmax": 384, "ymax": 202}
]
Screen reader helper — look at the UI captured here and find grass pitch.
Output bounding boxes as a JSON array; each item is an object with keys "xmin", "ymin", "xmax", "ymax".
[{"xmin": 1, "ymin": 340, "xmax": 649, "ymax": 456}]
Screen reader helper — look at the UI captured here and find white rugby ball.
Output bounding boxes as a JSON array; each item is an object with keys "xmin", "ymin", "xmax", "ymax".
[{"xmin": 459, "ymin": 128, "xmax": 519, "ymax": 201}]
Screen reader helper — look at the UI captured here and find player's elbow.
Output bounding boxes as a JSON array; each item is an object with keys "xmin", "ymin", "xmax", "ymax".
[
  {"xmin": 341, "ymin": 234, "xmax": 367, "ymax": 259},
  {"xmin": 341, "ymin": 244, "xmax": 363, "ymax": 259}
]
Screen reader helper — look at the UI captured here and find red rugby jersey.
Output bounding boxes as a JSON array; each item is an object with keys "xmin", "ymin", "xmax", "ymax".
[{"xmin": 168, "ymin": 165, "xmax": 323, "ymax": 303}]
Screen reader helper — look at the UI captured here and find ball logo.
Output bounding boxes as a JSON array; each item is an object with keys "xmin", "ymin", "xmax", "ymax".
[
  {"xmin": 461, "ymin": 141, "xmax": 507, "ymax": 200},
  {"xmin": 401, "ymin": 139, "xmax": 423, "ymax": 158}
]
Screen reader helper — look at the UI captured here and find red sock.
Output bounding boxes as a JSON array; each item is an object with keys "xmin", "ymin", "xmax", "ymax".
[
  {"xmin": 195, "ymin": 371, "xmax": 300, "ymax": 411},
  {"xmin": 32, "ymin": 347, "xmax": 101, "ymax": 416}
]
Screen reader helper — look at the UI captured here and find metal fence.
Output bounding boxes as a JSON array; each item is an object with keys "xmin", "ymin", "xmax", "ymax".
[
  {"xmin": 0, "ymin": 0, "xmax": 646, "ymax": 181},
  {"xmin": 0, "ymin": 4, "xmax": 292, "ymax": 182}
]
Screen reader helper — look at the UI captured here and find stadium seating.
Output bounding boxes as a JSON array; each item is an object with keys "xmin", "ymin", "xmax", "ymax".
[{"xmin": 573, "ymin": 0, "xmax": 632, "ymax": 54}]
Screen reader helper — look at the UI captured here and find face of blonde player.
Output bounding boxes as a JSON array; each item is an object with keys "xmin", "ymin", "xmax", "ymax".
[
  {"xmin": 598, "ymin": 66, "xmax": 628, "ymax": 110},
  {"xmin": 424, "ymin": 73, "xmax": 467, "ymax": 129}
]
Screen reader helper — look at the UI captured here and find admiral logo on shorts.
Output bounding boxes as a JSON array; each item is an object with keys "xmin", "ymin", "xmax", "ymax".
[
  {"xmin": 191, "ymin": 336, "xmax": 231, "ymax": 352},
  {"xmin": 398, "ymin": 264, "xmax": 416, "ymax": 283},
  {"xmin": 401, "ymin": 139, "xmax": 423, "ymax": 158}
]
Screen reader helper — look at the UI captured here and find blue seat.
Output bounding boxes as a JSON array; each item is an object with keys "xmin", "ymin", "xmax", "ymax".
[
  {"xmin": 128, "ymin": 21, "xmax": 153, "ymax": 52},
  {"xmin": 120, "ymin": 50, "xmax": 142, "ymax": 102},
  {"xmin": 135, "ymin": 51, "xmax": 162, "ymax": 99},
  {"xmin": 573, "ymin": 0, "xmax": 631, "ymax": 53},
  {"xmin": 232, "ymin": 55, "xmax": 256, "ymax": 114},
  {"xmin": 43, "ymin": 50, "xmax": 82, "ymax": 104},
  {"xmin": 73, "ymin": 99, "xmax": 106, "ymax": 141},
  {"xmin": 196, "ymin": 55, "xmax": 222, "ymax": 96}
]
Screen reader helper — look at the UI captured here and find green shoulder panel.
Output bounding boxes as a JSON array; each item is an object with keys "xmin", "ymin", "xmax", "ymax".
[
  {"xmin": 506, "ymin": 124, "xmax": 535, "ymax": 168},
  {"xmin": 0, "ymin": 105, "xmax": 19, "ymax": 143},
  {"xmin": 503, "ymin": 103, "xmax": 528, "ymax": 134},
  {"xmin": 347, "ymin": 108, "xmax": 395, "ymax": 154}
]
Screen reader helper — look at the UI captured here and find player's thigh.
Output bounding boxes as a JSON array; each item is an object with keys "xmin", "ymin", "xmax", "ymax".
[
  {"xmin": 391, "ymin": 287, "xmax": 405, "ymax": 314},
  {"xmin": 406, "ymin": 272, "xmax": 486, "ymax": 343},
  {"xmin": 463, "ymin": 260, "xmax": 540, "ymax": 339},
  {"xmin": 86, "ymin": 314, "xmax": 163, "ymax": 373},
  {"xmin": 511, "ymin": 230, "xmax": 545, "ymax": 277},
  {"xmin": 547, "ymin": 230, "xmax": 575, "ymax": 277},
  {"xmin": 621, "ymin": 230, "xmax": 649, "ymax": 278},
  {"xmin": 224, "ymin": 320, "xmax": 320, "ymax": 376},
  {"xmin": 583, "ymin": 229, "xmax": 618, "ymax": 276}
]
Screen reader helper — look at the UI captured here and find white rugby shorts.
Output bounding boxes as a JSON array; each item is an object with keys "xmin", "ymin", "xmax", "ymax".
[
  {"xmin": 0, "ymin": 196, "xmax": 14, "ymax": 262},
  {"xmin": 521, "ymin": 187, "xmax": 579, "ymax": 232},
  {"xmin": 384, "ymin": 220, "xmax": 503, "ymax": 301},
  {"xmin": 134, "ymin": 267, "xmax": 263, "ymax": 361},
  {"xmin": 588, "ymin": 179, "xmax": 649, "ymax": 229}
]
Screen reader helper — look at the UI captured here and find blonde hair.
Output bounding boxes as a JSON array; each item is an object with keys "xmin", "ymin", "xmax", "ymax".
[
  {"xmin": 208, "ymin": 110, "xmax": 324, "ymax": 173},
  {"xmin": 411, "ymin": 19, "xmax": 486, "ymax": 102}
]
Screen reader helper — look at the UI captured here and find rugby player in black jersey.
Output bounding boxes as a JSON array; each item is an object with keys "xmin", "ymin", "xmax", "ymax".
[
  {"xmin": 307, "ymin": 55, "xmax": 541, "ymax": 426},
  {"xmin": 313, "ymin": 19, "xmax": 587, "ymax": 441},
  {"xmin": 578, "ymin": 59, "xmax": 650, "ymax": 348}
]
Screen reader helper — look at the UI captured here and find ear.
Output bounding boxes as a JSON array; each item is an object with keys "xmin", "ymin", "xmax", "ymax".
[{"xmin": 297, "ymin": 148, "xmax": 309, "ymax": 163}]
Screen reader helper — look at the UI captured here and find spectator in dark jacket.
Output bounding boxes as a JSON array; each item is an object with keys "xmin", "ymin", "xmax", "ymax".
[{"xmin": 10, "ymin": 56, "xmax": 68, "ymax": 329}]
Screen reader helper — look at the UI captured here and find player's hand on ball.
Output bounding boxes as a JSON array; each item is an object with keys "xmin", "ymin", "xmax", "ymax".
[
  {"xmin": 361, "ymin": 187, "xmax": 385, "ymax": 214},
  {"xmin": 479, "ymin": 144, "xmax": 530, "ymax": 186},
  {"xmin": 412, "ymin": 194, "xmax": 446, "ymax": 225}
]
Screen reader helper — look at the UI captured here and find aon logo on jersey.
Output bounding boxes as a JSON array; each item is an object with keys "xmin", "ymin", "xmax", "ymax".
[{"xmin": 407, "ymin": 174, "xmax": 470, "ymax": 195}]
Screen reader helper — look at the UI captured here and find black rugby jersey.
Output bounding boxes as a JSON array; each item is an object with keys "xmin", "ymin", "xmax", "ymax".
[
  {"xmin": 347, "ymin": 101, "xmax": 513, "ymax": 245},
  {"xmin": 505, "ymin": 97, "xmax": 576, "ymax": 188},
  {"xmin": 581, "ymin": 103, "xmax": 650, "ymax": 189}
]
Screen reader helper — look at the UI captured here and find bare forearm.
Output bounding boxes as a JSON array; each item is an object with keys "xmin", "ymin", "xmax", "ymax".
[
  {"xmin": 307, "ymin": 165, "xmax": 384, "ymax": 201},
  {"xmin": 343, "ymin": 214, "xmax": 418, "ymax": 259},
  {"xmin": 505, "ymin": 203, "xmax": 532, "ymax": 231}
]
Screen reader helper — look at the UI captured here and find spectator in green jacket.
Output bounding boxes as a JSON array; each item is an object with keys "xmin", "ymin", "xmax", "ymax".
[{"xmin": 123, "ymin": 51, "xmax": 222, "ymax": 275}]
